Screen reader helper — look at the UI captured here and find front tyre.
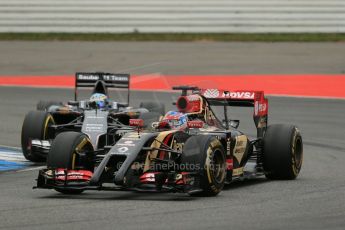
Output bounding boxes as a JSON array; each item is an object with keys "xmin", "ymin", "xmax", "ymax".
[
  {"xmin": 21, "ymin": 111, "xmax": 55, "ymax": 162},
  {"xmin": 47, "ymin": 131, "xmax": 94, "ymax": 194},
  {"xmin": 181, "ymin": 135, "xmax": 226, "ymax": 196},
  {"xmin": 263, "ymin": 124, "xmax": 303, "ymax": 180}
]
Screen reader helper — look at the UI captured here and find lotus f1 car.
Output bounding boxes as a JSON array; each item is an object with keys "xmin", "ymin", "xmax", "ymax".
[
  {"xmin": 21, "ymin": 72, "xmax": 164, "ymax": 162},
  {"xmin": 35, "ymin": 86, "xmax": 303, "ymax": 196}
]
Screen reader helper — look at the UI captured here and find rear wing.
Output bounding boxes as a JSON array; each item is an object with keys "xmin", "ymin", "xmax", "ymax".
[
  {"xmin": 200, "ymin": 88, "xmax": 268, "ymax": 137},
  {"xmin": 74, "ymin": 72, "xmax": 130, "ymax": 102}
]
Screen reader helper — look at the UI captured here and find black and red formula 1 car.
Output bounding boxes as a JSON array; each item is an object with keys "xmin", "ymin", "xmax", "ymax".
[{"xmin": 35, "ymin": 86, "xmax": 303, "ymax": 196}]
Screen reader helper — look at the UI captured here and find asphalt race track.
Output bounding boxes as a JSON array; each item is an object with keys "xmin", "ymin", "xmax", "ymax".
[
  {"xmin": 0, "ymin": 41, "xmax": 345, "ymax": 229},
  {"xmin": 0, "ymin": 86, "xmax": 345, "ymax": 230}
]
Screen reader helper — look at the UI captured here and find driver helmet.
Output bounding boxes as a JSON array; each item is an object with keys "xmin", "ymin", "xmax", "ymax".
[
  {"xmin": 90, "ymin": 93, "xmax": 108, "ymax": 108},
  {"xmin": 161, "ymin": 111, "xmax": 188, "ymax": 129}
]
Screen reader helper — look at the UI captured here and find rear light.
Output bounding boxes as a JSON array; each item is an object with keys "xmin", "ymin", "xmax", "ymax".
[
  {"xmin": 176, "ymin": 95, "xmax": 202, "ymax": 113},
  {"xmin": 129, "ymin": 119, "xmax": 144, "ymax": 127},
  {"xmin": 187, "ymin": 120, "xmax": 204, "ymax": 128}
]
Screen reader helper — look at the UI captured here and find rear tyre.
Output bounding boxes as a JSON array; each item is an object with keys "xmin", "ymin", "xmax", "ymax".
[
  {"xmin": 263, "ymin": 124, "xmax": 303, "ymax": 180},
  {"xmin": 140, "ymin": 102, "xmax": 165, "ymax": 116},
  {"xmin": 47, "ymin": 131, "xmax": 94, "ymax": 194},
  {"xmin": 21, "ymin": 111, "xmax": 55, "ymax": 162},
  {"xmin": 37, "ymin": 101, "xmax": 63, "ymax": 111},
  {"xmin": 181, "ymin": 135, "xmax": 226, "ymax": 196}
]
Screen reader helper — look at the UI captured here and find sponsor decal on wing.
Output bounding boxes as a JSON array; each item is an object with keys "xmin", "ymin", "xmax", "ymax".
[
  {"xmin": 203, "ymin": 89, "xmax": 220, "ymax": 98},
  {"xmin": 77, "ymin": 74, "xmax": 99, "ymax": 81},
  {"xmin": 254, "ymin": 100, "xmax": 268, "ymax": 116},
  {"xmin": 201, "ymin": 89, "xmax": 255, "ymax": 100},
  {"xmin": 225, "ymin": 91, "xmax": 255, "ymax": 99}
]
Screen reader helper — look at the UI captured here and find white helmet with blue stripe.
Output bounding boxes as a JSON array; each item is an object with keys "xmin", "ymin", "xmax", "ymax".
[{"xmin": 90, "ymin": 93, "xmax": 108, "ymax": 108}]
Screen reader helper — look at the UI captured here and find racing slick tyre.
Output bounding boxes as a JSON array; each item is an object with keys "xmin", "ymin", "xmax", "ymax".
[
  {"xmin": 140, "ymin": 102, "xmax": 165, "ymax": 116},
  {"xmin": 36, "ymin": 100, "xmax": 63, "ymax": 111},
  {"xmin": 181, "ymin": 135, "xmax": 226, "ymax": 196},
  {"xmin": 263, "ymin": 124, "xmax": 303, "ymax": 180},
  {"xmin": 21, "ymin": 111, "xmax": 55, "ymax": 162},
  {"xmin": 47, "ymin": 131, "xmax": 94, "ymax": 194}
]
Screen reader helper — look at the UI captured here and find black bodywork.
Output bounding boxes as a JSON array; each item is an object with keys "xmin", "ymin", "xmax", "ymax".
[{"xmin": 35, "ymin": 85, "xmax": 274, "ymax": 195}]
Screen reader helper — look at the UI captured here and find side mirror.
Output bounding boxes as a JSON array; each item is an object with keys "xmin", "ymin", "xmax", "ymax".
[{"xmin": 151, "ymin": 121, "xmax": 160, "ymax": 129}]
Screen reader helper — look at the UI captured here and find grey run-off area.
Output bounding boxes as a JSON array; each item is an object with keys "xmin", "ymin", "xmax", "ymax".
[{"xmin": 1, "ymin": 41, "xmax": 345, "ymax": 75}]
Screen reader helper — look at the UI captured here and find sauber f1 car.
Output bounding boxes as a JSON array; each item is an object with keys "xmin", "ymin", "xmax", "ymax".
[
  {"xmin": 21, "ymin": 72, "xmax": 164, "ymax": 162},
  {"xmin": 35, "ymin": 86, "xmax": 303, "ymax": 196}
]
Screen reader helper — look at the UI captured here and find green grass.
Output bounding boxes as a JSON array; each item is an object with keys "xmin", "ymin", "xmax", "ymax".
[{"xmin": 0, "ymin": 33, "xmax": 345, "ymax": 42}]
